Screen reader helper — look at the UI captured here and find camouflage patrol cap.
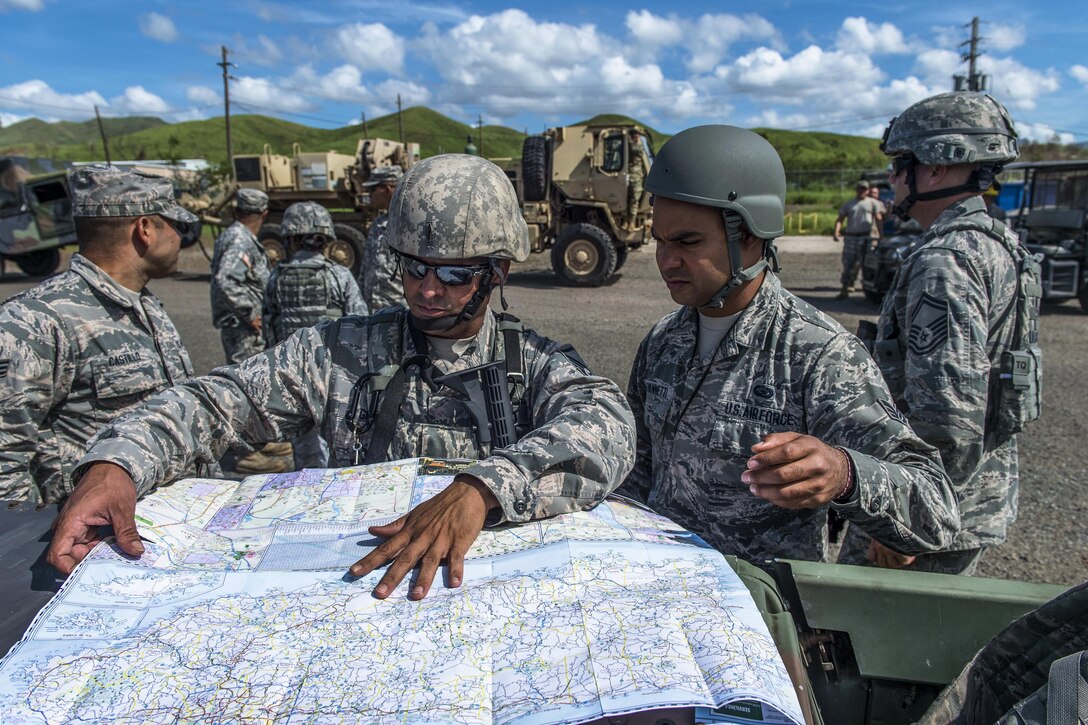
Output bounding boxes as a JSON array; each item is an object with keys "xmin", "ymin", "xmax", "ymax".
[
  {"xmin": 386, "ymin": 154, "xmax": 529, "ymax": 262},
  {"xmin": 69, "ymin": 165, "xmax": 199, "ymax": 223},
  {"xmin": 881, "ymin": 92, "xmax": 1019, "ymax": 166},
  {"xmin": 646, "ymin": 125, "xmax": 785, "ymax": 239},
  {"xmin": 281, "ymin": 201, "xmax": 335, "ymax": 238},
  {"xmin": 856, "ymin": 179, "xmax": 871, "ymax": 189},
  {"xmin": 362, "ymin": 165, "xmax": 403, "ymax": 188},
  {"xmin": 234, "ymin": 188, "xmax": 269, "ymax": 213}
]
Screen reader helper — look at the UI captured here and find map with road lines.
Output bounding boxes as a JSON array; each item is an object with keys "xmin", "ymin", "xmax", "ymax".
[{"xmin": 0, "ymin": 459, "xmax": 803, "ymax": 724}]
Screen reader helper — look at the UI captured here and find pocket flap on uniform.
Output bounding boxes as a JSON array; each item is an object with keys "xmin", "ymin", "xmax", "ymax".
[{"xmin": 91, "ymin": 354, "xmax": 163, "ymax": 401}]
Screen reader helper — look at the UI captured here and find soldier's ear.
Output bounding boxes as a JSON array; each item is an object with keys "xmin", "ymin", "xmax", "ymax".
[{"xmin": 132, "ymin": 216, "xmax": 156, "ymax": 248}]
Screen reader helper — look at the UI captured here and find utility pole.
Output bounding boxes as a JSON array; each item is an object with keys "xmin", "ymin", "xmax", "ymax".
[
  {"xmin": 361, "ymin": 111, "xmax": 368, "ymax": 139},
  {"xmin": 397, "ymin": 94, "xmax": 404, "ymax": 143},
  {"xmin": 477, "ymin": 115, "xmax": 484, "ymax": 158},
  {"xmin": 94, "ymin": 105, "xmax": 111, "ymax": 165},
  {"xmin": 218, "ymin": 46, "xmax": 235, "ymax": 179},
  {"xmin": 954, "ymin": 17, "xmax": 988, "ymax": 92}
]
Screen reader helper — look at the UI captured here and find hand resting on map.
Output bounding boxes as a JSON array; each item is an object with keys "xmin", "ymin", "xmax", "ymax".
[
  {"xmin": 47, "ymin": 462, "xmax": 145, "ymax": 575},
  {"xmin": 348, "ymin": 474, "xmax": 499, "ymax": 600}
]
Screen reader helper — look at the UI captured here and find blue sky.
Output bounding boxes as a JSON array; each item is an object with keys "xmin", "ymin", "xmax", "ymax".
[{"xmin": 2, "ymin": 0, "xmax": 1086, "ymax": 143}]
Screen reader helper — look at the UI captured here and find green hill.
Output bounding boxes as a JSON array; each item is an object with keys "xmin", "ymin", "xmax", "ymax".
[{"xmin": 0, "ymin": 116, "xmax": 165, "ymax": 150}]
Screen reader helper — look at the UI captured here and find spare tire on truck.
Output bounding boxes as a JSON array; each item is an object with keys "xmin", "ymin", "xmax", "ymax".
[{"xmin": 521, "ymin": 136, "xmax": 548, "ymax": 203}]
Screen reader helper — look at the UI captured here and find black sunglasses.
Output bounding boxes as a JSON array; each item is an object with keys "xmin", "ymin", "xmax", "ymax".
[
  {"xmin": 892, "ymin": 154, "xmax": 917, "ymax": 176},
  {"xmin": 397, "ymin": 253, "xmax": 492, "ymax": 286}
]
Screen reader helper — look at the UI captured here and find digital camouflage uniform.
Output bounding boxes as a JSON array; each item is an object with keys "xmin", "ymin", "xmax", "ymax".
[
  {"xmin": 617, "ymin": 272, "xmax": 958, "ymax": 563},
  {"xmin": 79, "ymin": 154, "xmax": 636, "ymax": 525},
  {"xmin": 0, "ymin": 165, "xmax": 206, "ymax": 504},
  {"xmin": 838, "ymin": 195, "xmax": 884, "ymax": 287},
  {"xmin": 626, "ymin": 134, "xmax": 647, "ymax": 228},
  {"xmin": 840, "ymin": 197, "xmax": 1027, "ymax": 573},
  {"xmin": 211, "ymin": 189, "xmax": 270, "ymax": 364},
  {"xmin": 361, "ymin": 212, "xmax": 403, "ymax": 311}
]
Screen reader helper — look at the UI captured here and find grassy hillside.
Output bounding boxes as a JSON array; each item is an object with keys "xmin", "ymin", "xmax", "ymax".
[{"xmin": 0, "ymin": 116, "xmax": 165, "ymax": 150}]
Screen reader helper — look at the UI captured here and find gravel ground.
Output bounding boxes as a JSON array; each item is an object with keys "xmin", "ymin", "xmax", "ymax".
[{"xmin": 3, "ymin": 236, "xmax": 1083, "ymax": 587}]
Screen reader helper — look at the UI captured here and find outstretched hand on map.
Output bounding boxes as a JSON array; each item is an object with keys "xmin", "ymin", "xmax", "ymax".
[
  {"xmin": 742, "ymin": 432, "xmax": 853, "ymax": 508},
  {"xmin": 348, "ymin": 474, "xmax": 499, "ymax": 600},
  {"xmin": 47, "ymin": 462, "xmax": 145, "ymax": 575}
]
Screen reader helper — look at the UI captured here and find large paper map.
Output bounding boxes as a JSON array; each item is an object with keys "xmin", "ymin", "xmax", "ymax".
[{"xmin": 0, "ymin": 459, "xmax": 803, "ymax": 725}]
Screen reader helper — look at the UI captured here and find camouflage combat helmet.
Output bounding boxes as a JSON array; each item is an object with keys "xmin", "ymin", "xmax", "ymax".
[
  {"xmin": 281, "ymin": 201, "xmax": 335, "ymax": 243},
  {"xmin": 881, "ymin": 92, "xmax": 1018, "ymax": 220},
  {"xmin": 645, "ymin": 125, "xmax": 784, "ymax": 309},
  {"xmin": 386, "ymin": 154, "xmax": 529, "ymax": 263},
  {"xmin": 881, "ymin": 92, "xmax": 1019, "ymax": 167}
]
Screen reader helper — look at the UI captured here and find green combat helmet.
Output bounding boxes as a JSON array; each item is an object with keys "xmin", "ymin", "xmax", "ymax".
[
  {"xmin": 281, "ymin": 201, "xmax": 335, "ymax": 249},
  {"xmin": 386, "ymin": 154, "xmax": 530, "ymax": 327},
  {"xmin": 881, "ymin": 91, "xmax": 1019, "ymax": 220},
  {"xmin": 645, "ymin": 125, "xmax": 785, "ymax": 309}
]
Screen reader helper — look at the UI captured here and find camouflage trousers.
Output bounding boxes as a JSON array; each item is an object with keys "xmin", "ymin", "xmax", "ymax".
[
  {"xmin": 219, "ymin": 326, "xmax": 264, "ymax": 365},
  {"xmin": 837, "ymin": 524, "xmax": 985, "ymax": 575},
  {"xmin": 840, "ymin": 235, "xmax": 873, "ymax": 287}
]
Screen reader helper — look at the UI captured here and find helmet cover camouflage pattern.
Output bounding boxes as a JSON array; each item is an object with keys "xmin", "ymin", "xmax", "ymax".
[
  {"xmin": 881, "ymin": 92, "xmax": 1019, "ymax": 166},
  {"xmin": 234, "ymin": 188, "xmax": 269, "ymax": 213},
  {"xmin": 281, "ymin": 201, "xmax": 335, "ymax": 239},
  {"xmin": 69, "ymin": 164, "xmax": 198, "ymax": 223},
  {"xmin": 386, "ymin": 154, "xmax": 529, "ymax": 262},
  {"xmin": 645, "ymin": 125, "xmax": 786, "ymax": 239}
]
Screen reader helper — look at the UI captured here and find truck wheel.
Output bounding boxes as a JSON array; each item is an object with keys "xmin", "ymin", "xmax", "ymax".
[
  {"xmin": 522, "ymin": 136, "xmax": 549, "ymax": 202},
  {"xmin": 328, "ymin": 224, "xmax": 367, "ymax": 277},
  {"xmin": 14, "ymin": 248, "xmax": 61, "ymax": 277},
  {"xmin": 551, "ymin": 223, "xmax": 617, "ymax": 286},
  {"xmin": 1078, "ymin": 285, "xmax": 1088, "ymax": 314},
  {"xmin": 258, "ymin": 224, "xmax": 285, "ymax": 267},
  {"xmin": 614, "ymin": 245, "xmax": 629, "ymax": 272}
]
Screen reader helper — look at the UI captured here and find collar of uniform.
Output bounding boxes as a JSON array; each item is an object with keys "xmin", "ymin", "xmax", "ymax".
[
  {"xmin": 673, "ymin": 273, "xmax": 778, "ymax": 357},
  {"xmin": 403, "ymin": 306, "xmax": 495, "ymax": 362},
  {"xmin": 68, "ymin": 253, "xmax": 145, "ymax": 309},
  {"xmin": 931, "ymin": 195, "xmax": 988, "ymax": 230}
]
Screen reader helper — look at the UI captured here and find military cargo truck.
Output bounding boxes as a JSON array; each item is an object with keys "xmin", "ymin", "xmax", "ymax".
[
  {"xmin": 232, "ymin": 138, "xmax": 419, "ymax": 277},
  {"xmin": 0, "ymin": 157, "xmax": 75, "ymax": 277},
  {"xmin": 513, "ymin": 123, "xmax": 652, "ymax": 285}
]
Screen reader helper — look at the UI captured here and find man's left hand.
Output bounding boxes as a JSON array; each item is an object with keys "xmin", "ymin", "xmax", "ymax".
[
  {"xmin": 347, "ymin": 474, "xmax": 498, "ymax": 600},
  {"xmin": 743, "ymin": 432, "xmax": 850, "ymax": 509},
  {"xmin": 868, "ymin": 539, "xmax": 917, "ymax": 569}
]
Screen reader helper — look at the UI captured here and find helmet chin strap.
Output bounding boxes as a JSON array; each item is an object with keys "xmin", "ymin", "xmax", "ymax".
[
  {"xmin": 892, "ymin": 161, "xmax": 1000, "ymax": 222},
  {"xmin": 451, "ymin": 259, "xmax": 502, "ymax": 325},
  {"xmin": 700, "ymin": 212, "xmax": 779, "ymax": 310}
]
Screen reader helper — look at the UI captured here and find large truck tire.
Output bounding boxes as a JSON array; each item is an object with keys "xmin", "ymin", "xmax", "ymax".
[
  {"xmin": 551, "ymin": 223, "xmax": 617, "ymax": 286},
  {"xmin": 521, "ymin": 136, "xmax": 549, "ymax": 202},
  {"xmin": 257, "ymin": 224, "xmax": 285, "ymax": 267},
  {"xmin": 13, "ymin": 248, "xmax": 61, "ymax": 277},
  {"xmin": 329, "ymin": 223, "xmax": 367, "ymax": 278},
  {"xmin": 614, "ymin": 245, "xmax": 629, "ymax": 272}
]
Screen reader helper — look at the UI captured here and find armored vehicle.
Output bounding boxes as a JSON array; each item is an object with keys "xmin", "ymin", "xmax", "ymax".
[
  {"xmin": 1008, "ymin": 160, "xmax": 1088, "ymax": 312},
  {"xmin": 232, "ymin": 138, "xmax": 419, "ymax": 277},
  {"xmin": 513, "ymin": 123, "xmax": 653, "ymax": 285},
  {"xmin": 0, "ymin": 157, "xmax": 75, "ymax": 277}
]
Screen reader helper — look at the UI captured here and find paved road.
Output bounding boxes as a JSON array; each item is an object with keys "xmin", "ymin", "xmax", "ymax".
[{"xmin": 2, "ymin": 236, "xmax": 1084, "ymax": 587}]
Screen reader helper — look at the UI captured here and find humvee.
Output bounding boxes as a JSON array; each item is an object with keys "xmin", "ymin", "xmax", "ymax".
[
  {"xmin": 0, "ymin": 157, "xmax": 75, "ymax": 277},
  {"xmin": 511, "ymin": 123, "xmax": 652, "ymax": 285}
]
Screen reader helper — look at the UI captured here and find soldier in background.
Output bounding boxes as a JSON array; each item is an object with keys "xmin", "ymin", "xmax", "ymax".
[
  {"xmin": 48, "ymin": 155, "xmax": 636, "ymax": 604},
  {"xmin": 625, "ymin": 128, "xmax": 647, "ymax": 230},
  {"xmin": 840, "ymin": 92, "xmax": 1039, "ymax": 575},
  {"xmin": 210, "ymin": 188, "xmax": 269, "ymax": 364},
  {"xmin": 264, "ymin": 201, "xmax": 368, "ymax": 469},
  {"xmin": 359, "ymin": 165, "xmax": 404, "ymax": 311},
  {"xmin": 617, "ymin": 125, "xmax": 958, "ymax": 566},
  {"xmin": 0, "ymin": 166, "xmax": 213, "ymax": 503},
  {"xmin": 832, "ymin": 180, "xmax": 884, "ymax": 299}
]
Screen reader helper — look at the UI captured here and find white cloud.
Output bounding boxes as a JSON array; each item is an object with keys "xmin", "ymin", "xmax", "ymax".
[
  {"xmin": 987, "ymin": 24, "xmax": 1026, "ymax": 52},
  {"xmin": 0, "ymin": 0, "xmax": 43, "ymax": 10},
  {"xmin": 109, "ymin": 86, "xmax": 171, "ymax": 115},
  {"xmin": 717, "ymin": 45, "xmax": 884, "ymax": 104},
  {"xmin": 186, "ymin": 86, "xmax": 219, "ymax": 105},
  {"xmin": 625, "ymin": 10, "xmax": 684, "ymax": 48},
  {"xmin": 983, "ymin": 57, "xmax": 1060, "ymax": 111},
  {"xmin": 835, "ymin": 17, "xmax": 908, "ymax": 55},
  {"xmin": 231, "ymin": 33, "xmax": 286, "ymax": 67},
  {"xmin": 1070, "ymin": 65, "xmax": 1088, "ymax": 87},
  {"xmin": 139, "ymin": 12, "xmax": 178, "ymax": 43},
  {"xmin": 230, "ymin": 75, "xmax": 315, "ymax": 113},
  {"xmin": 1, "ymin": 111, "xmax": 28, "ymax": 126},
  {"xmin": 333, "ymin": 23, "xmax": 405, "ymax": 75},
  {"xmin": 0, "ymin": 79, "xmax": 105, "ymax": 120},
  {"xmin": 687, "ymin": 13, "xmax": 783, "ymax": 74},
  {"xmin": 1016, "ymin": 121, "xmax": 1074, "ymax": 144}
]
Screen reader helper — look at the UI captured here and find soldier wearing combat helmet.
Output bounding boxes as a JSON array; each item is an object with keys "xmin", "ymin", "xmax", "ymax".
[
  {"xmin": 210, "ymin": 187, "xmax": 270, "ymax": 364},
  {"xmin": 0, "ymin": 165, "xmax": 214, "ymax": 504},
  {"xmin": 359, "ymin": 165, "xmax": 404, "ymax": 311},
  {"xmin": 48, "ymin": 155, "xmax": 636, "ymax": 605},
  {"xmin": 617, "ymin": 125, "xmax": 959, "ymax": 566},
  {"xmin": 840, "ymin": 92, "xmax": 1041, "ymax": 575},
  {"xmin": 263, "ymin": 201, "xmax": 367, "ymax": 469}
]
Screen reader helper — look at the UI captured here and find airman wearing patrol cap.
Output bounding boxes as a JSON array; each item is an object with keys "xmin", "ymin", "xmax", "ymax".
[
  {"xmin": 360, "ymin": 165, "xmax": 404, "ymax": 311},
  {"xmin": 210, "ymin": 187, "xmax": 270, "ymax": 365},
  {"xmin": 832, "ymin": 179, "xmax": 884, "ymax": 298},
  {"xmin": 0, "ymin": 165, "xmax": 213, "ymax": 504},
  {"xmin": 48, "ymin": 155, "xmax": 636, "ymax": 606}
]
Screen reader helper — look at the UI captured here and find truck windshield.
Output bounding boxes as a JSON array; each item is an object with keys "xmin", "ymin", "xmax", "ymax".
[{"xmin": 1030, "ymin": 168, "xmax": 1088, "ymax": 211}]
